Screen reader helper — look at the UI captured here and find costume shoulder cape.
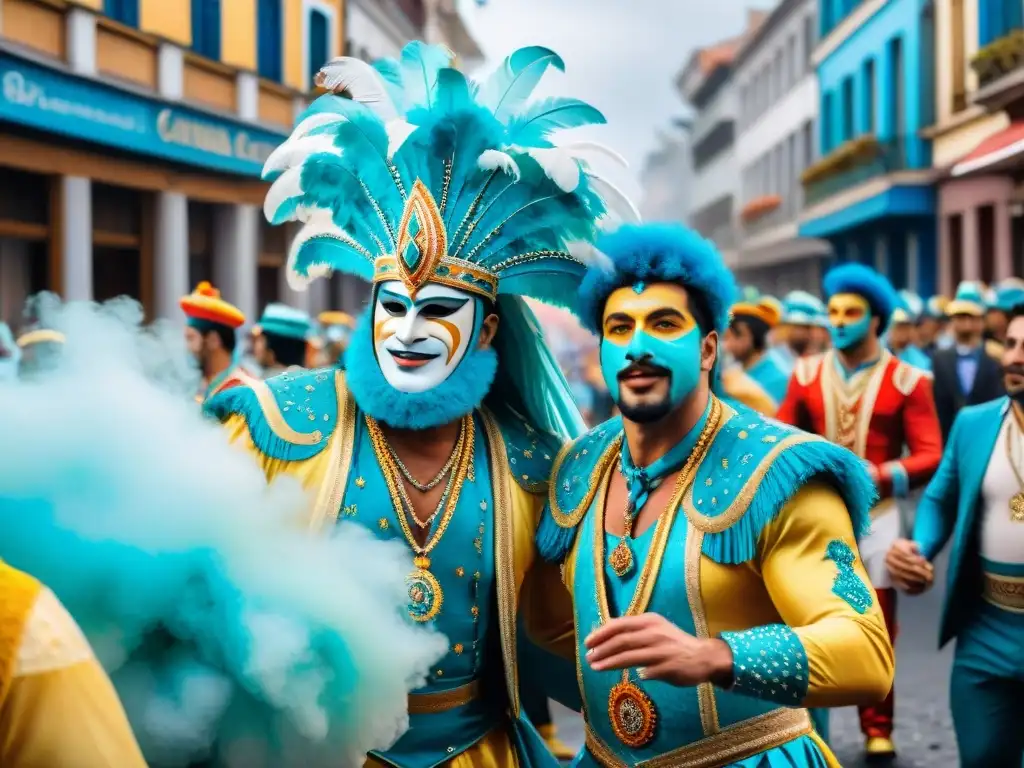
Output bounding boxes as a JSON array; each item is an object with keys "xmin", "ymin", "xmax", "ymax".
[
  {"xmin": 537, "ymin": 401, "xmax": 875, "ymax": 564},
  {"xmin": 205, "ymin": 368, "xmax": 562, "ymax": 492}
]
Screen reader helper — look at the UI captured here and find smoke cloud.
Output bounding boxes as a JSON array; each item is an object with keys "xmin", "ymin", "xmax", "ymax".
[{"xmin": 0, "ymin": 295, "xmax": 446, "ymax": 767}]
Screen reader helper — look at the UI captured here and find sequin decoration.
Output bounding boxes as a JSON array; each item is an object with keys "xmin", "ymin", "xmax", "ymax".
[
  {"xmin": 824, "ymin": 539, "xmax": 874, "ymax": 614},
  {"xmin": 608, "ymin": 675, "xmax": 657, "ymax": 748},
  {"xmin": 720, "ymin": 624, "xmax": 808, "ymax": 706}
]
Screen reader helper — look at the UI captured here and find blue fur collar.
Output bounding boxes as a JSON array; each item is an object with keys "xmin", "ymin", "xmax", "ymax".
[{"xmin": 345, "ymin": 309, "xmax": 498, "ymax": 429}]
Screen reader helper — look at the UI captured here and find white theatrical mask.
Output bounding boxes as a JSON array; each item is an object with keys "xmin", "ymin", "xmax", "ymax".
[{"xmin": 373, "ymin": 281, "xmax": 478, "ymax": 393}]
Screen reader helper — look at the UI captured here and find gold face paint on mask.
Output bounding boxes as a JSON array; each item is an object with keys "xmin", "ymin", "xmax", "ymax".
[
  {"xmin": 827, "ymin": 293, "xmax": 870, "ymax": 327},
  {"xmin": 602, "ymin": 283, "xmax": 697, "ymax": 346}
]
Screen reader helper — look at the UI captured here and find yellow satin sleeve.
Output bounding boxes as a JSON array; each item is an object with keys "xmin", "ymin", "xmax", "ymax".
[
  {"xmin": 0, "ymin": 589, "xmax": 146, "ymax": 767},
  {"xmin": 703, "ymin": 483, "xmax": 894, "ymax": 708},
  {"xmin": 222, "ymin": 412, "xmax": 338, "ymax": 493}
]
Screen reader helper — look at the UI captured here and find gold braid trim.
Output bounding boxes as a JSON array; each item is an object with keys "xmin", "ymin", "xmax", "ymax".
[{"xmin": 546, "ymin": 437, "xmax": 622, "ymax": 528}]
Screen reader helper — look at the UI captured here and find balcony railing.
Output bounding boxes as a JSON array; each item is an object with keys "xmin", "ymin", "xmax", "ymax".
[
  {"xmin": 801, "ymin": 136, "xmax": 910, "ymax": 207},
  {"xmin": 741, "ymin": 201, "xmax": 795, "ymax": 238},
  {"xmin": 971, "ymin": 30, "xmax": 1024, "ymax": 109}
]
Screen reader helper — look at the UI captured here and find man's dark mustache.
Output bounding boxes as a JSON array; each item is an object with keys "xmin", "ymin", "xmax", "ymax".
[
  {"xmin": 618, "ymin": 362, "xmax": 671, "ymax": 381},
  {"xmin": 1004, "ymin": 364, "xmax": 1024, "ymax": 378}
]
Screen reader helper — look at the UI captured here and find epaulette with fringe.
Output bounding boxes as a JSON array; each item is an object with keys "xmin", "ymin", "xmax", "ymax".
[
  {"xmin": 537, "ymin": 416, "xmax": 623, "ymax": 563},
  {"xmin": 204, "ymin": 367, "xmax": 342, "ymax": 463},
  {"xmin": 686, "ymin": 404, "xmax": 875, "ymax": 564}
]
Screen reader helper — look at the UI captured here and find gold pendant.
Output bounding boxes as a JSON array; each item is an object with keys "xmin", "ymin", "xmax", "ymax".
[
  {"xmin": 608, "ymin": 674, "xmax": 657, "ymax": 748},
  {"xmin": 407, "ymin": 556, "xmax": 443, "ymax": 623},
  {"xmin": 1011, "ymin": 493, "xmax": 1024, "ymax": 522},
  {"xmin": 608, "ymin": 538, "xmax": 634, "ymax": 578}
]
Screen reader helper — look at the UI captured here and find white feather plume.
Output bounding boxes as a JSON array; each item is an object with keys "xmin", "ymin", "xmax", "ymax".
[
  {"xmin": 477, "ymin": 149, "xmax": 521, "ymax": 181},
  {"xmin": 385, "ymin": 119, "xmax": 418, "ymax": 159},
  {"xmin": 566, "ymin": 240, "xmax": 613, "ymax": 272},
  {"xmin": 263, "ymin": 167, "xmax": 305, "ymax": 224},
  {"xmin": 263, "ymin": 135, "xmax": 343, "ymax": 177},
  {"xmin": 286, "ymin": 208, "xmax": 344, "ymax": 291},
  {"xmin": 526, "ymin": 147, "xmax": 581, "ymax": 192},
  {"xmin": 586, "ymin": 173, "xmax": 642, "ymax": 225},
  {"xmin": 291, "ymin": 112, "xmax": 349, "ymax": 141},
  {"xmin": 561, "ymin": 141, "xmax": 629, "ymax": 169},
  {"xmin": 315, "ymin": 57, "xmax": 398, "ymax": 120}
]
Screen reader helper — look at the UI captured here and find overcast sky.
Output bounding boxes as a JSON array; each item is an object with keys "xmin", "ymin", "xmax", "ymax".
[{"xmin": 458, "ymin": 0, "xmax": 768, "ymax": 200}]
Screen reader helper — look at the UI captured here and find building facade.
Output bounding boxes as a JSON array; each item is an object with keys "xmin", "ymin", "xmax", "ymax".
[
  {"xmin": 929, "ymin": 0, "xmax": 1023, "ymax": 293},
  {"xmin": 678, "ymin": 12, "xmax": 767, "ymax": 266},
  {"xmin": 734, "ymin": 0, "xmax": 831, "ymax": 294},
  {"xmin": 0, "ymin": 0, "xmax": 477, "ymax": 329},
  {"xmin": 798, "ymin": 0, "xmax": 938, "ymax": 296}
]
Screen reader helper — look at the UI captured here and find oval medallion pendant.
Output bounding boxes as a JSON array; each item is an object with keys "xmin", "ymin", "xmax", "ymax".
[
  {"xmin": 406, "ymin": 568, "xmax": 443, "ymax": 623},
  {"xmin": 1011, "ymin": 493, "xmax": 1024, "ymax": 522},
  {"xmin": 608, "ymin": 676, "xmax": 657, "ymax": 748}
]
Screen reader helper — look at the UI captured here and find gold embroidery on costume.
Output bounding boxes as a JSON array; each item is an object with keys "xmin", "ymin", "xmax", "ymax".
[
  {"xmin": 479, "ymin": 409, "xmax": 521, "ymax": 716},
  {"xmin": 548, "ymin": 437, "xmax": 622, "ymax": 528},
  {"xmin": 819, "ymin": 349, "xmax": 889, "ymax": 457},
  {"xmin": 608, "ymin": 671, "xmax": 658, "ymax": 748},
  {"xmin": 248, "ymin": 377, "xmax": 324, "ymax": 445},
  {"xmin": 310, "ymin": 371, "xmax": 355, "ymax": 532}
]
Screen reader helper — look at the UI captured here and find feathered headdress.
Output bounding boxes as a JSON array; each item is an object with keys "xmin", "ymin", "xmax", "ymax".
[{"xmin": 262, "ymin": 42, "xmax": 638, "ymax": 312}]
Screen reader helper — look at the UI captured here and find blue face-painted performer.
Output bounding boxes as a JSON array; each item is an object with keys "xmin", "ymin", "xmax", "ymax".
[
  {"xmin": 536, "ymin": 223, "xmax": 894, "ymax": 767},
  {"xmin": 205, "ymin": 41, "xmax": 638, "ymax": 767},
  {"xmin": 887, "ymin": 302, "xmax": 1024, "ymax": 767}
]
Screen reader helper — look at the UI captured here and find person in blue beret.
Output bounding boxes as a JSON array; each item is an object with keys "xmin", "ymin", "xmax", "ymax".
[
  {"xmin": 888, "ymin": 291, "xmax": 932, "ymax": 372},
  {"xmin": 251, "ymin": 303, "xmax": 312, "ymax": 377}
]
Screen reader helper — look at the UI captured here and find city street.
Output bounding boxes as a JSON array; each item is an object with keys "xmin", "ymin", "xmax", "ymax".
[{"xmin": 551, "ymin": 550, "xmax": 958, "ymax": 766}]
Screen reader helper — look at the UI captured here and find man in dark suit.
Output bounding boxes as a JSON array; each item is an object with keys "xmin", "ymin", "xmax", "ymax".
[{"xmin": 931, "ymin": 282, "xmax": 1005, "ymax": 441}]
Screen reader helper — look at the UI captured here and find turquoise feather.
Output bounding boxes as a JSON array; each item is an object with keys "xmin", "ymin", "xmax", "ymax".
[{"xmin": 505, "ymin": 97, "xmax": 607, "ymax": 145}]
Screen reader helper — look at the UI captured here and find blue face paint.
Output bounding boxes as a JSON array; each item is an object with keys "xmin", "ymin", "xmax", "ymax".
[
  {"xmin": 830, "ymin": 314, "xmax": 871, "ymax": 351},
  {"xmin": 601, "ymin": 326, "xmax": 702, "ymax": 410}
]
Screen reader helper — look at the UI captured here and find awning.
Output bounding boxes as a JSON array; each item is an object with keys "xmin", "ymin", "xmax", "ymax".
[{"xmin": 952, "ymin": 121, "xmax": 1024, "ymax": 177}]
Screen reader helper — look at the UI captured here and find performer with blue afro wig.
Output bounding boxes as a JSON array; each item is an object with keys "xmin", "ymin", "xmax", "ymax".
[
  {"xmin": 822, "ymin": 263, "xmax": 899, "ymax": 349},
  {"xmin": 539, "ymin": 222, "xmax": 893, "ymax": 768},
  {"xmin": 778, "ymin": 262, "xmax": 942, "ymax": 760}
]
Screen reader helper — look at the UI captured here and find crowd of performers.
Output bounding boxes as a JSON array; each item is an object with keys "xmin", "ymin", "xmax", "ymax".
[{"xmin": 0, "ymin": 40, "xmax": 1022, "ymax": 768}]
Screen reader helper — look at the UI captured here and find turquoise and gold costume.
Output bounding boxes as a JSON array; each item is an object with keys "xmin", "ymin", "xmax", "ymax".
[
  {"xmin": 539, "ymin": 223, "xmax": 894, "ymax": 768},
  {"xmin": 208, "ymin": 39, "xmax": 636, "ymax": 767}
]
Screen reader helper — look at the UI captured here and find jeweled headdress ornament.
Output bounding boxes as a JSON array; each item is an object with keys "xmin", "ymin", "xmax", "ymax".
[{"xmin": 262, "ymin": 42, "xmax": 638, "ymax": 310}]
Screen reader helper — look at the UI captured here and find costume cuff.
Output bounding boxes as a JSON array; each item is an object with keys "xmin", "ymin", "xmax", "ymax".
[
  {"xmin": 882, "ymin": 461, "xmax": 909, "ymax": 498},
  {"xmin": 719, "ymin": 624, "xmax": 808, "ymax": 706}
]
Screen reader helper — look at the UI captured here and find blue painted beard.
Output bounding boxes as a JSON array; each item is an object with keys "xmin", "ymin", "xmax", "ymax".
[
  {"xmin": 830, "ymin": 315, "xmax": 872, "ymax": 351},
  {"xmin": 346, "ymin": 309, "xmax": 498, "ymax": 429},
  {"xmin": 600, "ymin": 327, "xmax": 702, "ymax": 423}
]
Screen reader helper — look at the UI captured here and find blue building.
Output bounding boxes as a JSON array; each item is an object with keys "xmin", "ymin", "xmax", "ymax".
[{"xmin": 799, "ymin": 0, "xmax": 937, "ymax": 295}]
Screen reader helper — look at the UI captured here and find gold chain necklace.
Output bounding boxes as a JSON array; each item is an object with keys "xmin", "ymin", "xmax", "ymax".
[
  {"xmin": 366, "ymin": 414, "xmax": 475, "ymax": 622},
  {"xmin": 1005, "ymin": 406, "xmax": 1024, "ymax": 522},
  {"xmin": 598, "ymin": 396, "xmax": 721, "ymax": 751},
  {"xmin": 386, "ymin": 429, "xmax": 462, "ymax": 492},
  {"xmin": 386, "ymin": 422, "xmax": 467, "ymax": 529}
]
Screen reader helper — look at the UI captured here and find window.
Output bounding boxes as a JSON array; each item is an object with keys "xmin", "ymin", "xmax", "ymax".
[
  {"xmin": 863, "ymin": 59, "xmax": 875, "ymax": 133},
  {"xmin": 841, "ymin": 77, "xmax": 854, "ymax": 141},
  {"xmin": 104, "ymin": 0, "xmax": 138, "ymax": 26},
  {"xmin": 979, "ymin": 204, "xmax": 996, "ymax": 284},
  {"xmin": 803, "ymin": 120, "xmax": 814, "ymax": 167},
  {"xmin": 806, "ymin": 13, "xmax": 818, "ymax": 65},
  {"xmin": 786, "ymin": 133, "xmax": 797, "ymax": 211},
  {"xmin": 822, "ymin": 92, "xmax": 833, "ymax": 154},
  {"xmin": 191, "ymin": 0, "xmax": 221, "ymax": 60},
  {"xmin": 308, "ymin": 8, "xmax": 330, "ymax": 88},
  {"xmin": 257, "ymin": 0, "xmax": 283, "ymax": 81},
  {"xmin": 948, "ymin": 214, "xmax": 964, "ymax": 288},
  {"xmin": 890, "ymin": 36, "xmax": 904, "ymax": 137},
  {"xmin": 979, "ymin": 0, "xmax": 1023, "ymax": 47}
]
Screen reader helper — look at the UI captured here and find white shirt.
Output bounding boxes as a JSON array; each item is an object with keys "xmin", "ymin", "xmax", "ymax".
[{"xmin": 980, "ymin": 415, "xmax": 1024, "ymax": 566}]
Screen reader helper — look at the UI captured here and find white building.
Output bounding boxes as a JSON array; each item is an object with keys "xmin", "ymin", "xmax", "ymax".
[
  {"xmin": 677, "ymin": 11, "xmax": 767, "ymax": 265},
  {"xmin": 639, "ymin": 120, "xmax": 694, "ymax": 222},
  {"xmin": 733, "ymin": 0, "xmax": 831, "ymax": 295}
]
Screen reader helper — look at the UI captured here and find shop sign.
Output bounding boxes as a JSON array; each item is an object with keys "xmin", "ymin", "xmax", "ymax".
[{"xmin": 0, "ymin": 52, "xmax": 287, "ymax": 177}]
